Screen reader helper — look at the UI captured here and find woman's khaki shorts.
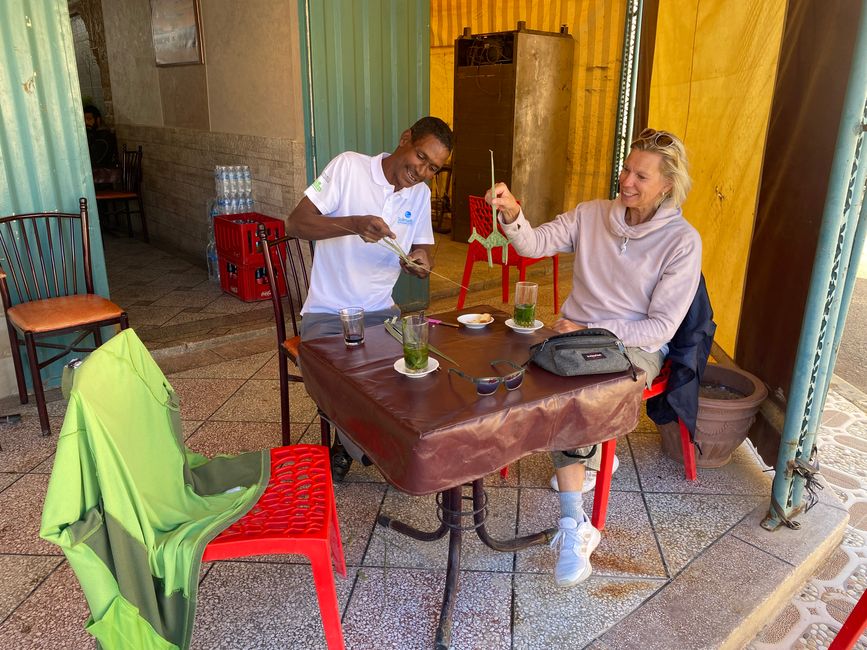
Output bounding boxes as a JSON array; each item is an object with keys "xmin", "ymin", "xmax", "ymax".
[{"xmin": 550, "ymin": 347, "xmax": 665, "ymax": 471}]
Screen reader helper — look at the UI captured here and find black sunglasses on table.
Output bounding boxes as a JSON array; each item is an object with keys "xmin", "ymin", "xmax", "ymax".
[{"xmin": 448, "ymin": 359, "xmax": 527, "ymax": 395}]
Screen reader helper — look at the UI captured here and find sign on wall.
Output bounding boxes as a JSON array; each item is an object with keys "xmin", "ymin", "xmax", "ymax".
[{"xmin": 150, "ymin": 0, "xmax": 203, "ymax": 66}]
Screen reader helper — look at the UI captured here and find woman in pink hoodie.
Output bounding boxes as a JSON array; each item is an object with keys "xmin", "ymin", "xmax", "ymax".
[{"xmin": 489, "ymin": 128, "xmax": 701, "ymax": 588}]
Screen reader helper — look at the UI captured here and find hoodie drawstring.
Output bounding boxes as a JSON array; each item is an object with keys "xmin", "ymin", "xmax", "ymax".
[{"xmin": 620, "ymin": 237, "xmax": 628, "ymax": 255}]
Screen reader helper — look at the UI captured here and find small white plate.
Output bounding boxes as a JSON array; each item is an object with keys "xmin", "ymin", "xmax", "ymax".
[
  {"xmin": 505, "ymin": 318, "xmax": 544, "ymax": 333},
  {"xmin": 393, "ymin": 357, "xmax": 440, "ymax": 378},
  {"xmin": 457, "ymin": 313, "xmax": 494, "ymax": 329}
]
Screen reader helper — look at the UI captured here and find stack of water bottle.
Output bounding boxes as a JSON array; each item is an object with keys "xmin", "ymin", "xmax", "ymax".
[
  {"xmin": 207, "ymin": 165, "xmax": 255, "ymax": 282},
  {"xmin": 213, "ymin": 165, "xmax": 254, "ymax": 215}
]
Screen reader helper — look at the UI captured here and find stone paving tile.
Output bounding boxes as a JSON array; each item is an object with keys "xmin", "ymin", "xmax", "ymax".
[
  {"xmin": 0, "ymin": 474, "xmax": 59, "ymax": 555},
  {"xmin": 209, "ymin": 379, "xmax": 282, "ymax": 423},
  {"xmin": 169, "ymin": 377, "xmax": 244, "ymax": 421},
  {"xmin": 342, "ymin": 568, "xmax": 512, "ymax": 650},
  {"xmin": 167, "ymin": 350, "xmax": 273, "ymax": 379},
  {"xmin": 124, "ymin": 303, "xmax": 186, "ymax": 327},
  {"xmin": 212, "ymin": 379, "xmax": 318, "ymax": 424},
  {"xmin": 630, "ymin": 432, "xmax": 773, "ymax": 495},
  {"xmin": 198, "ymin": 295, "xmax": 263, "ymax": 314},
  {"xmin": 0, "ymin": 555, "xmax": 62, "ymax": 621},
  {"xmin": 0, "ymin": 473, "xmax": 20, "ymax": 492},
  {"xmin": 0, "ymin": 417, "xmax": 57, "ymax": 473},
  {"xmin": 152, "ymin": 288, "xmax": 225, "ymax": 308},
  {"xmin": 364, "ymin": 486, "xmax": 518, "ymax": 572},
  {"xmin": 644, "ymin": 492, "xmax": 767, "ymax": 574},
  {"xmin": 191, "ymin": 561, "xmax": 357, "ymax": 650},
  {"xmin": 513, "ymin": 573, "xmax": 663, "ymax": 649},
  {"xmin": 184, "ymin": 420, "xmax": 294, "ymax": 456},
  {"xmin": 0, "ymin": 563, "xmax": 92, "ymax": 650}
]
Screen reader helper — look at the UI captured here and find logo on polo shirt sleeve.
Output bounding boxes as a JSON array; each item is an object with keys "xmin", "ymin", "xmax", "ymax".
[
  {"xmin": 397, "ymin": 210, "xmax": 413, "ymax": 225},
  {"xmin": 311, "ymin": 171, "xmax": 331, "ymax": 193}
]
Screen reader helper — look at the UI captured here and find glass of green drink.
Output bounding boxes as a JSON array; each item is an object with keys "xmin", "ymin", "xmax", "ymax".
[
  {"xmin": 513, "ymin": 282, "xmax": 538, "ymax": 327},
  {"xmin": 401, "ymin": 314, "xmax": 429, "ymax": 373}
]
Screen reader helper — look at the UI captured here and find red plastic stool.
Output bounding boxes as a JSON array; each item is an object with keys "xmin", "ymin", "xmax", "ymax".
[
  {"xmin": 203, "ymin": 445, "xmax": 347, "ymax": 649},
  {"xmin": 591, "ymin": 362, "xmax": 697, "ymax": 531}
]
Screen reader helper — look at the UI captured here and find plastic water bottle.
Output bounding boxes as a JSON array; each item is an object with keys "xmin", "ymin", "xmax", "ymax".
[
  {"xmin": 206, "ymin": 200, "xmax": 220, "ymax": 283},
  {"xmin": 243, "ymin": 196, "xmax": 254, "ymax": 212},
  {"xmin": 229, "ymin": 194, "xmax": 241, "ymax": 214},
  {"xmin": 206, "ymin": 241, "xmax": 219, "ymax": 283},
  {"xmin": 242, "ymin": 166, "xmax": 252, "ymax": 195}
]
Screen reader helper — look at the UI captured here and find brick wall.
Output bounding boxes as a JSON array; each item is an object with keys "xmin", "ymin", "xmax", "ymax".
[{"xmin": 114, "ymin": 124, "xmax": 308, "ymax": 266}]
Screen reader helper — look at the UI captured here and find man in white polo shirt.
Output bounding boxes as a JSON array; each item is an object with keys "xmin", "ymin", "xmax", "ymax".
[{"xmin": 287, "ymin": 116, "xmax": 453, "ymax": 480}]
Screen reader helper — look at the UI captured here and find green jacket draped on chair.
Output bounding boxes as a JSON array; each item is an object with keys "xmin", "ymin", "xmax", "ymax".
[{"xmin": 40, "ymin": 329, "xmax": 269, "ymax": 649}]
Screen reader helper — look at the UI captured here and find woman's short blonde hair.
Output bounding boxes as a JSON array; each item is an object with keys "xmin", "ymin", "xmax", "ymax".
[{"xmin": 629, "ymin": 129, "xmax": 692, "ymax": 206}]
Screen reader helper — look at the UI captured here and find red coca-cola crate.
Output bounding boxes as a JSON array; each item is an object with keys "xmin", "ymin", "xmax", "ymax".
[
  {"xmin": 214, "ymin": 213, "xmax": 285, "ymax": 266},
  {"xmin": 219, "ymin": 255, "xmax": 287, "ymax": 302}
]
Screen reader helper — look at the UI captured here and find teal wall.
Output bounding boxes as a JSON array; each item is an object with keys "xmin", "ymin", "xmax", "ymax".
[
  {"xmin": 298, "ymin": 0, "xmax": 432, "ymax": 310},
  {"xmin": 0, "ymin": 0, "xmax": 110, "ymax": 385}
]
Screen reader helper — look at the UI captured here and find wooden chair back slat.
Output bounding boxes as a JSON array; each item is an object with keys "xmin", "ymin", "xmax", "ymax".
[
  {"xmin": 257, "ymin": 225, "xmax": 314, "ymax": 343},
  {"xmin": 0, "ymin": 198, "xmax": 95, "ymax": 308}
]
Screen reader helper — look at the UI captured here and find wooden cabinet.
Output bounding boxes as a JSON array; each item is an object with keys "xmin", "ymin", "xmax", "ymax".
[{"xmin": 451, "ymin": 25, "xmax": 575, "ymax": 241}]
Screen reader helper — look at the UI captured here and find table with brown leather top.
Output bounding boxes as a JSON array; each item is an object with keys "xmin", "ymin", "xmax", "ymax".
[{"xmin": 299, "ymin": 305, "xmax": 644, "ymax": 649}]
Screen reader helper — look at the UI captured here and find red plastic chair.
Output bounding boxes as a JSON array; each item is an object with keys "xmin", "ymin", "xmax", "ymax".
[
  {"xmin": 457, "ymin": 195, "xmax": 559, "ymax": 311},
  {"xmin": 829, "ymin": 588, "xmax": 867, "ymax": 649},
  {"xmin": 203, "ymin": 445, "xmax": 347, "ymax": 649},
  {"xmin": 591, "ymin": 361, "xmax": 697, "ymax": 531}
]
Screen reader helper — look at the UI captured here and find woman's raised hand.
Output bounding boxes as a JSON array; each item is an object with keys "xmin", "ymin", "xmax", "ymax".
[{"xmin": 486, "ymin": 182, "xmax": 521, "ymax": 223}]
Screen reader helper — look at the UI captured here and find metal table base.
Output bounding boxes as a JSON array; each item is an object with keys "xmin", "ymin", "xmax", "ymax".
[{"xmin": 376, "ymin": 478, "xmax": 557, "ymax": 650}]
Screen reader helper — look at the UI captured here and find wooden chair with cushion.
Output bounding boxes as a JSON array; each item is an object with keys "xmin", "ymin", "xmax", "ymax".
[
  {"xmin": 95, "ymin": 144, "xmax": 148, "ymax": 242},
  {"xmin": 0, "ymin": 198, "xmax": 129, "ymax": 435},
  {"xmin": 257, "ymin": 224, "xmax": 332, "ymax": 448}
]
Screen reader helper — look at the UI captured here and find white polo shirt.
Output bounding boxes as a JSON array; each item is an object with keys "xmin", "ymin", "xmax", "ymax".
[{"xmin": 301, "ymin": 151, "xmax": 434, "ymax": 315}]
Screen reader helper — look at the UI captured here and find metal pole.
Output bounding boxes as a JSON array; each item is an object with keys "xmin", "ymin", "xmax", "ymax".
[
  {"xmin": 303, "ymin": 0, "xmax": 318, "ymax": 179},
  {"xmin": 763, "ymin": 0, "xmax": 867, "ymax": 530},
  {"xmin": 815, "ymin": 154, "xmax": 867, "ymax": 422},
  {"xmin": 609, "ymin": 0, "xmax": 643, "ymax": 199}
]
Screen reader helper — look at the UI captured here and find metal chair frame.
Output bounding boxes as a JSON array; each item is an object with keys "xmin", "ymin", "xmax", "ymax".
[
  {"xmin": 257, "ymin": 224, "xmax": 332, "ymax": 447},
  {"xmin": 95, "ymin": 144, "xmax": 149, "ymax": 242}
]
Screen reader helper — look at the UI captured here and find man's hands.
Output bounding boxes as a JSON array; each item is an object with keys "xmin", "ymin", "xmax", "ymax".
[
  {"xmin": 485, "ymin": 182, "xmax": 521, "ymax": 224},
  {"xmin": 400, "ymin": 248, "xmax": 431, "ymax": 278},
  {"xmin": 354, "ymin": 215, "xmax": 396, "ymax": 242}
]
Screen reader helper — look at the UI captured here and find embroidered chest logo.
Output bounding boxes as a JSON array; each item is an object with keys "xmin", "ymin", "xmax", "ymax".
[{"xmin": 397, "ymin": 210, "xmax": 413, "ymax": 225}]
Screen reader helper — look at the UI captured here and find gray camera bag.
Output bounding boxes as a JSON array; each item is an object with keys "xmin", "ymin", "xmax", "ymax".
[{"xmin": 528, "ymin": 328, "xmax": 638, "ymax": 380}]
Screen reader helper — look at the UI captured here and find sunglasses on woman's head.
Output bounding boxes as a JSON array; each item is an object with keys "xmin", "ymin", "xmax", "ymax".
[
  {"xmin": 633, "ymin": 128, "xmax": 674, "ymax": 148},
  {"xmin": 448, "ymin": 359, "xmax": 527, "ymax": 395}
]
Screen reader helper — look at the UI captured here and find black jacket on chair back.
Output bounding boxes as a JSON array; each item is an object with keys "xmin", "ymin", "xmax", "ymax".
[{"xmin": 647, "ymin": 274, "xmax": 716, "ymax": 439}]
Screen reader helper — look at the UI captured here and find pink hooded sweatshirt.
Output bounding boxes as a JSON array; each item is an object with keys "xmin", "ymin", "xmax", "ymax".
[{"xmin": 500, "ymin": 197, "xmax": 702, "ymax": 352}]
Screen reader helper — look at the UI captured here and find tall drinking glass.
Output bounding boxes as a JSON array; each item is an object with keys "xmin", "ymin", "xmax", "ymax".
[
  {"xmin": 514, "ymin": 282, "xmax": 538, "ymax": 327},
  {"xmin": 401, "ymin": 314, "xmax": 429, "ymax": 373}
]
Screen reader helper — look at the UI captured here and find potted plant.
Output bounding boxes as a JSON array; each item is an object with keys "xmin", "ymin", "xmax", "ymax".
[{"xmin": 657, "ymin": 363, "xmax": 768, "ymax": 468}]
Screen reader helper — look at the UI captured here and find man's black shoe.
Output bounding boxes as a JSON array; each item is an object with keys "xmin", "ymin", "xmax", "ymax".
[{"xmin": 330, "ymin": 441, "xmax": 353, "ymax": 482}]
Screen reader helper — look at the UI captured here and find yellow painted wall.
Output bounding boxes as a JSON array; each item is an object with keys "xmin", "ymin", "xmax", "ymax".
[
  {"xmin": 649, "ymin": 0, "xmax": 786, "ymax": 354},
  {"xmin": 430, "ymin": 0, "xmax": 626, "ymax": 210}
]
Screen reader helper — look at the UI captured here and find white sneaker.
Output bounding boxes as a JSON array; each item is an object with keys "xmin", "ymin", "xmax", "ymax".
[
  {"xmin": 550, "ymin": 455, "xmax": 620, "ymax": 493},
  {"xmin": 551, "ymin": 516, "xmax": 601, "ymax": 587}
]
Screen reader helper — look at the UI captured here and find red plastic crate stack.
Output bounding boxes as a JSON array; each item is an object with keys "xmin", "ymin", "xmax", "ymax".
[{"xmin": 214, "ymin": 213, "xmax": 287, "ymax": 302}]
